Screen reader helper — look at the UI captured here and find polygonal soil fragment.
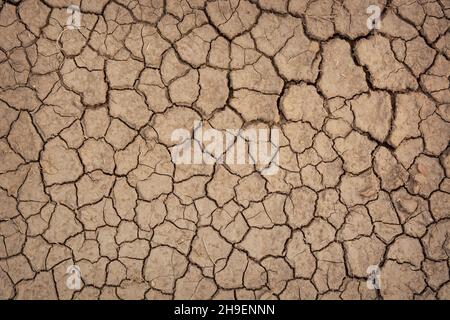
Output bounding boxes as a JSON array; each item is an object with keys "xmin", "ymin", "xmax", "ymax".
[
  {"xmin": 334, "ymin": 0, "xmax": 386, "ymax": 39},
  {"xmin": 230, "ymin": 89, "xmax": 280, "ymax": 122},
  {"xmin": 318, "ymin": 39, "xmax": 368, "ymax": 99},
  {"xmin": 109, "ymin": 90, "xmax": 152, "ymax": 130},
  {"xmin": 273, "ymin": 18, "xmax": 321, "ymax": 82},
  {"xmin": 40, "ymin": 138, "xmax": 83, "ymax": 185},
  {"xmin": 238, "ymin": 226, "xmax": 290, "ymax": 260},
  {"xmin": 144, "ymin": 246, "xmax": 188, "ymax": 294},
  {"xmin": 381, "ymin": 261, "xmax": 426, "ymax": 299},
  {"xmin": 335, "ymin": 131, "xmax": 377, "ymax": 174},
  {"xmin": 355, "ymin": 35, "xmax": 418, "ymax": 91},
  {"xmin": 350, "ymin": 91, "xmax": 392, "ymax": 142},
  {"xmin": 281, "ymin": 83, "xmax": 327, "ymax": 130},
  {"xmin": 389, "ymin": 92, "xmax": 435, "ymax": 147},
  {"xmin": 407, "ymin": 154, "xmax": 444, "ymax": 197},
  {"xmin": 207, "ymin": 0, "xmax": 259, "ymax": 39},
  {"xmin": 8, "ymin": 112, "xmax": 43, "ymax": 161},
  {"xmin": 339, "ymin": 170, "xmax": 380, "ymax": 207}
]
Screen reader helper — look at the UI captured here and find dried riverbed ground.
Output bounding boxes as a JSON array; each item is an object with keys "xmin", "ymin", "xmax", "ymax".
[{"xmin": 0, "ymin": 0, "xmax": 449, "ymax": 300}]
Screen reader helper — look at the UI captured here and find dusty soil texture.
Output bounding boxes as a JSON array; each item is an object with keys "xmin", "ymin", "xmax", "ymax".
[{"xmin": 0, "ymin": 0, "xmax": 449, "ymax": 300}]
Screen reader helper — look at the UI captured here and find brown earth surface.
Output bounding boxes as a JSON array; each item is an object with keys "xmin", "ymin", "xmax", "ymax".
[{"xmin": 0, "ymin": 0, "xmax": 449, "ymax": 300}]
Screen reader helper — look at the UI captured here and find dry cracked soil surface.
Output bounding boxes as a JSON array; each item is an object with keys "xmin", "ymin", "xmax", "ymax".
[{"xmin": 0, "ymin": 0, "xmax": 449, "ymax": 300}]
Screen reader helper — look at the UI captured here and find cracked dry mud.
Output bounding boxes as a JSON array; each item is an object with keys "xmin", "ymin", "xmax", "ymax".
[{"xmin": 0, "ymin": 0, "xmax": 449, "ymax": 301}]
